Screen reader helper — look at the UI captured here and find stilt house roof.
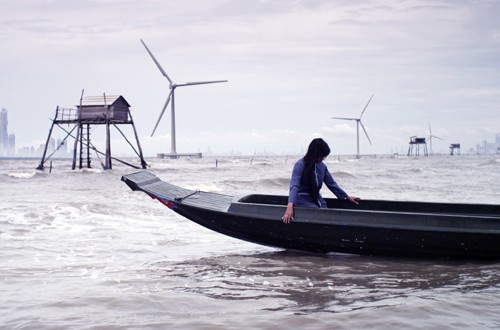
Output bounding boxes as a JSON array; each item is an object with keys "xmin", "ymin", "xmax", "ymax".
[{"xmin": 77, "ymin": 95, "xmax": 130, "ymax": 108}]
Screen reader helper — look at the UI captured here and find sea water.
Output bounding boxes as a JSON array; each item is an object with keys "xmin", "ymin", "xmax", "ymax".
[{"xmin": 1, "ymin": 155, "xmax": 499, "ymax": 329}]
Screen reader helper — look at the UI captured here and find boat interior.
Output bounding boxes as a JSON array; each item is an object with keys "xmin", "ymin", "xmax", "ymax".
[{"xmin": 237, "ymin": 194, "xmax": 500, "ymax": 217}]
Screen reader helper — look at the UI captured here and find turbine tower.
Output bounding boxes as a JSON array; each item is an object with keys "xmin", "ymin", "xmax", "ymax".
[
  {"xmin": 141, "ymin": 39, "xmax": 227, "ymax": 156},
  {"xmin": 427, "ymin": 122, "xmax": 443, "ymax": 156},
  {"xmin": 332, "ymin": 95, "xmax": 374, "ymax": 158}
]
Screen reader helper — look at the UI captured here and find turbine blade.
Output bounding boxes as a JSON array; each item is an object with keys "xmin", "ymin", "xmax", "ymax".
[
  {"xmin": 360, "ymin": 94, "xmax": 374, "ymax": 118},
  {"xmin": 428, "ymin": 122, "xmax": 432, "ymax": 135},
  {"xmin": 176, "ymin": 80, "xmax": 228, "ymax": 87},
  {"xmin": 434, "ymin": 135, "xmax": 443, "ymax": 141},
  {"xmin": 332, "ymin": 117, "xmax": 357, "ymax": 121},
  {"xmin": 360, "ymin": 121, "xmax": 372, "ymax": 145},
  {"xmin": 151, "ymin": 90, "xmax": 173, "ymax": 137},
  {"xmin": 140, "ymin": 39, "xmax": 173, "ymax": 84}
]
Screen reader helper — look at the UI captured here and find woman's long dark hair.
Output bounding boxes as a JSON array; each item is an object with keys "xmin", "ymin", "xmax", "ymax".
[{"xmin": 302, "ymin": 138, "xmax": 331, "ymax": 206}]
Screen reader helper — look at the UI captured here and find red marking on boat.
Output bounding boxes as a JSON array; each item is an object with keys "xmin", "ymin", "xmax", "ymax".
[{"xmin": 157, "ymin": 198, "xmax": 175, "ymax": 209}]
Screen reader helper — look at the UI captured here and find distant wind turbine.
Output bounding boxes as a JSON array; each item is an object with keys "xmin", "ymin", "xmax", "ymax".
[
  {"xmin": 140, "ymin": 39, "xmax": 228, "ymax": 155},
  {"xmin": 427, "ymin": 122, "xmax": 443, "ymax": 156},
  {"xmin": 332, "ymin": 95, "xmax": 374, "ymax": 158}
]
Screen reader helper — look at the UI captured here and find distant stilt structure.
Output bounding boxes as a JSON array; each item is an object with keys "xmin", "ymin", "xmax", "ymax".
[
  {"xmin": 449, "ymin": 143, "xmax": 461, "ymax": 156},
  {"xmin": 37, "ymin": 92, "xmax": 147, "ymax": 171},
  {"xmin": 407, "ymin": 136, "xmax": 428, "ymax": 157}
]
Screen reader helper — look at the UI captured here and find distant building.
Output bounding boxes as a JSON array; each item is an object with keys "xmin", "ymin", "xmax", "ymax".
[
  {"xmin": 0, "ymin": 108, "xmax": 17, "ymax": 156},
  {"xmin": 49, "ymin": 138, "xmax": 56, "ymax": 155},
  {"xmin": 475, "ymin": 133, "xmax": 500, "ymax": 154},
  {"xmin": 36, "ymin": 144, "xmax": 46, "ymax": 157},
  {"xmin": 8, "ymin": 134, "xmax": 15, "ymax": 155},
  {"xmin": 55, "ymin": 138, "xmax": 68, "ymax": 157},
  {"xmin": 18, "ymin": 146, "xmax": 32, "ymax": 157},
  {"xmin": 0, "ymin": 108, "xmax": 8, "ymax": 154}
]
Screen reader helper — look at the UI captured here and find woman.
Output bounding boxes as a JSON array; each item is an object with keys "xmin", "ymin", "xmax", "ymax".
[{"xmin": 282, "ymin": 138, "xmax": 359, "ymax": 223}]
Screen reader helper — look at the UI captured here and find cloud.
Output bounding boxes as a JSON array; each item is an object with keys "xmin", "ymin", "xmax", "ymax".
[{"xmin": 1, "ymin": 0, "xmax": 499, "ymax": 156}]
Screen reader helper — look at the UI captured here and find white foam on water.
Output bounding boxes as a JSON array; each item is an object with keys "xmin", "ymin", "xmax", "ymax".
[
  {"xmin": 185, "ymin": 182, "xmax": 222, "ymax": 192},
  {"xmin": 6, "ymin": 171, "xmax": 37, "ymax": 179}
]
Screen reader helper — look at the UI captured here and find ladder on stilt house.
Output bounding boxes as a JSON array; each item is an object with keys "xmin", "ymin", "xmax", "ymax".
[{"xmin": 79, "ymin": 124, "xmax": 91, "ymax": 169}]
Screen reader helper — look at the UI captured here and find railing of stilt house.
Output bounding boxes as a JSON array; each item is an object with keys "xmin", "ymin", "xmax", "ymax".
[{"xmin": 54, "ymin": 107, "xmax": 79, "ymax": 122}]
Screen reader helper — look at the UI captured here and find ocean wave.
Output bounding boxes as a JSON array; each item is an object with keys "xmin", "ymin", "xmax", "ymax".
[
  {"xmin": 251, "ymin": 161, "xmax": 273, "ymax": 166},
  {"xmin": 185, "ymin": 183, "xmax": 222, "ymax": 192},
  {"xmin": 5, "ymin": 171, "xmax": 39, "ymax": 179},
  {"xmin": 332, "ymin": 171, "xmax": 356, "ymax": 178},
  {"xmin": 219, "ymin": 179, "xmax": 252, "ymax": 188},
  {"xmin": 148, "ymin": 162, "xmax": 181, "ymax": 170},
  {"xmin": 479, "ymin": 158, "xmax": 500, "ymax": 166},
  {"xmin": 222, "ymin": 177, "xmax": 290, "ymax": 189},
  {"xmin": 74, "ymin": 168, "xmax": 103, "ymax": 174},
  {"xmin": 258, "ymin": 177, "xmax": 290, "ymax": 187}
]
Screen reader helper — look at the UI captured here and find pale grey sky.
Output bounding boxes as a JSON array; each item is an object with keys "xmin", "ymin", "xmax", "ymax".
[{"xmin": 1, "ymin": 0, "xmax": 499, "ymax": 156}]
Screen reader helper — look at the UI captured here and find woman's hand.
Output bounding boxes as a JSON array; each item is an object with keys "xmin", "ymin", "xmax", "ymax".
[
  {"xmin": 347, "ymin": 195, "xmax": 360, "ymax": 204},
  {"xmin": 282, "ymin": 203, "xmax": 294, "ymax": 224}
]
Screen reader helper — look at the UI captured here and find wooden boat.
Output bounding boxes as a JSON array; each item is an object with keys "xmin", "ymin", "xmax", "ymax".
[{"xmin": 122, "ymin": 171, "xmax": 500, "ymax": 259}]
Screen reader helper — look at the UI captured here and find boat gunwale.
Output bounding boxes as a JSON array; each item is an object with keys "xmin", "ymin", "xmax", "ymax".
[{"xmin": 231, "ymin": 199, "xmax": 500, "ymax": 220}]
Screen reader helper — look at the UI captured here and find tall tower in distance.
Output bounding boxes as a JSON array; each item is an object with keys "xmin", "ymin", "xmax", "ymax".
[{"xmin": 0, "ymin": 108, "xmax": 8, "ymax": 154}]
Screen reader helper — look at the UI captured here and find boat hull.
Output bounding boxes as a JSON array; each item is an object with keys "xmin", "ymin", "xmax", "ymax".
[
  {"xmin": 173, "ymin": 202, "xmax": 499, "ymax": 258},
  {"xmin": 122, "ymin": 171, "xmax": 500, "ymax": 259}
]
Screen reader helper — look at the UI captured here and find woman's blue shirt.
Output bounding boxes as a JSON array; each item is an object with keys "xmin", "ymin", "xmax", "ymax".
[{"xmin": 288, "ymin": 158, "xmax": 348, "ymax": 208}]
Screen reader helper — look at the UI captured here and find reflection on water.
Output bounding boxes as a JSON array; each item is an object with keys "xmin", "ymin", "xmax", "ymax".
[{"xmin": 147, "ymin": 251, "xmax": 500, "ymax": 314}]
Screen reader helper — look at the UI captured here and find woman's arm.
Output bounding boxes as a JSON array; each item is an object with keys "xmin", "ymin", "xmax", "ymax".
[
  {"xmin": 287, "ymin": 160, "xmax": 304, "ymax": 205},
  {"xmin": 323, "ymin": 169, "xmax": 348, "ymax": 199},
  {"xmin": 282, "ymin": 202, "xmax": 294, "ymax": 223},
  {"xmin": 324, "ymin": 166, "xmax": 359, "ymax": 204},
  {"xmin": 283, "ymin": 160, "xmax": 304, "ymax": 223}
]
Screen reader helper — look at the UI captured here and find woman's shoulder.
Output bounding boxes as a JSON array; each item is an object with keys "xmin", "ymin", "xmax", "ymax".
[
  {"xmin": 292, "ymin": 158, "xmax": 305, "ymax": 170},
  {"xmin": 316, "ymin": 161, "xmax": 328, "ymax": 171}
]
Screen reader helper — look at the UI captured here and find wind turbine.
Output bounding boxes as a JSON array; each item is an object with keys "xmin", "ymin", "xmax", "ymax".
[
  {"xmin": 140, "ymin": 39, "xmax": 227, "ymax": 155},
  {"xmin": 427, "ymin": 122, "xmax": 443, "ymax": 156},
  {"xmin": 331, "ymin": 95, "xmax": 374, "ymax": 158}
]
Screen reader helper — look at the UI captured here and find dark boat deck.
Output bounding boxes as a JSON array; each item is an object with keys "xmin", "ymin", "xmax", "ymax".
[{"xmin": 122, "ymin": 171, "xmax": 234, "ymax": 212}]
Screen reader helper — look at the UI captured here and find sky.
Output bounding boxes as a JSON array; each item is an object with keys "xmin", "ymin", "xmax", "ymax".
[{"xmin": 1, "ymin": 0, "xmax": 499, "ymax": 156}]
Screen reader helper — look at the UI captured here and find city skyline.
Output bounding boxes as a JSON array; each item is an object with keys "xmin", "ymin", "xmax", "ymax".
[
  {"xmin": 2, "ymin": 102, "xmax": 499, "ymax": 157},
  {"xmin": 0, "ymin": 108, "xmax": 15, "ymax": 156}
]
